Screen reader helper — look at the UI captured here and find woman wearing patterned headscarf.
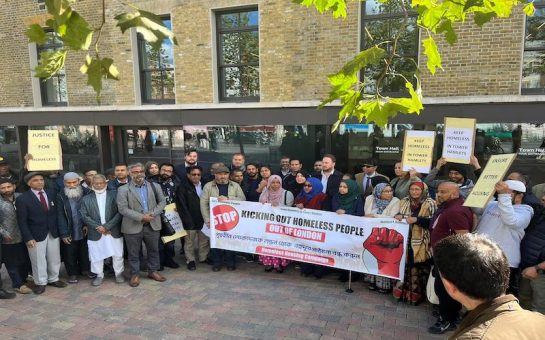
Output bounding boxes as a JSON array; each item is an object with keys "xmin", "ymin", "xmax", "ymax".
[
  {"xmin": 393, "ymin": 181, "xmax": 437, "ymax": 304},
  {"xmin": 258, "ymin": 175, "xmax": 294, "ymax": 273},
  {"xmin": 364, "ymin": 182, "xmax": 401, "ymax": 293}
]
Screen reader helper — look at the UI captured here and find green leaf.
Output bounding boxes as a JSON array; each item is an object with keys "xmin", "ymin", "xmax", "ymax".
[
  {"xmin": 59, "ymin": 10, "xmax": 93, "ymax": 50},
  {"xmin": 34, "ymin": 50, "xmax": 67, "ymax": 79},
  {"xmin": 26, "ymin": 24, "xmax": 47, "ymax": 44},
  {"xmin": 293, "ymin": 0, "xmax": 348, "ymax": 18},
  {"xmin": 340, "ymin": 46, "xmax": 386, "ymax": 76},
  {"xmin": 115, "ymin": 10, "xmax": 178, "ymax": 50},
  {"xmin": 473, "ymin": 12, "xmax": 496, "ymax": 26},
  {"xmin": 422, "ymin": 36, "xmax": 442, "ymax": 75},
  {"xmin": 80, "ymin": 56, "xmax": 120, "ymax": 101},
  {"xmin": 436, "ymin": 20, "xmax": 457, "ymax": 44},
  {"xmin": 524, "ymin": 2, "xmax": 535, "ymax": 17}
]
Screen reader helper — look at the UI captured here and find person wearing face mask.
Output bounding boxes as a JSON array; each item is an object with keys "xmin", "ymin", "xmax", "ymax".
[
  {"xmin": 80, "ymin": 175, "xmax": 124, "ymax": 286},
  {"xmin": 117, "ymin": 163, "xmax": 167, "ymax": 287},
  {"xmin": 473, "ymin": 180, "xmax": 533, "ymax": 298}
]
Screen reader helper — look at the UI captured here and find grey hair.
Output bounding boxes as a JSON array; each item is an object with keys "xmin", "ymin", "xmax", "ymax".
[
  {"xmin": 92, "ymin": 174, "xmax": 107, "ymax": 182},
  {"xmin": 128, "ymin": 163, "xmax": 144, "ymax": 172}
]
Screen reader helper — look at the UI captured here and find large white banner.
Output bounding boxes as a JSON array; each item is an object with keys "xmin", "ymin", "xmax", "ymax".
[{"xmin": 210, "ymin": 198, "xmax": 410, "ymax": 281}]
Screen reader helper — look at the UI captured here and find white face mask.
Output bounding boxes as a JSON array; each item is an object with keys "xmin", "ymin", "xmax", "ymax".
[{"xmin": 93, "ymin": 188, "xmax": 107, "ymax": 194}]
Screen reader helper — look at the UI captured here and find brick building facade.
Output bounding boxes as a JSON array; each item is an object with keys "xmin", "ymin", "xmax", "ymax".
[{"xmin": 0, "ymin": 1, "xmax": 544, "ymax": 182}]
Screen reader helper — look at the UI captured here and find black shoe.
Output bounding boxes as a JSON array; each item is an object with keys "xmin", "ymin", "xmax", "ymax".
[
  {"xmin": 0, "ymin": 289, "xmax": 16, "ymax": 299},
  {"xmin": 32, "ymin": 285, "xmax": 46, "ymax": 295},
  {"xmin": 226, "ymin": 266, "xmax": 236, "ymax": 271},
  {"xmin": 244, "ymin": 254, "xmax": 255, "ymax": 263},
  {"xmin": 276, "ymin": 267, "xmax": 284, "ymax": 273},
  {"xmin": 47, "ymin": 280, "xmax": 67, "ymax": 288},
  {"xmin": 212, "ymin": 266, "xmax": 221, "ymax": 272},
  {"xmin": 164, "ymin": 261, "xmax": 180, "ymax": 269},
  {"xmin": 264, "ymin": 266, "xmax": 273, "ymax": 272},
  {"xmin": 200, "ymin": 258, "xmax": 214, "ymax": 266},
  {"xmin": 187, "ymin": 261, "xmax": 196, "ymax": 271},
  {"xmin": 428, "ymin": 318, "xmax": 455, "ymax": 334}
]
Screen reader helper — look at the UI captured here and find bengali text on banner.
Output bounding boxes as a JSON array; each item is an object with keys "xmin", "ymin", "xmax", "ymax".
[{"xmin": 209, "ymin": 198, "xmax": 410, "ymax": 281}]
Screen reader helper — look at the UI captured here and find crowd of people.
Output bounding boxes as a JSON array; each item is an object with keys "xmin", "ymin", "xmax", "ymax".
[{"xmin": 2, "ymin": 149, "xmax": 545, "ymax": 337}]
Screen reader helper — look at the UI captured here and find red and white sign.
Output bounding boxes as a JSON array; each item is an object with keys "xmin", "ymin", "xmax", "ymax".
[{"xmin": 209, "ymin": 199, "xmax": 410, "ymax": 280}]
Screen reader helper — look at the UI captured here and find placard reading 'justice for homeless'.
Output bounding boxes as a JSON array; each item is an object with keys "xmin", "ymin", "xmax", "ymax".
[
  {"xmin": 401, "ymin": 130, "xmax": 435, "ymax": 174},
  {"xmin": 442, "ymin": 117, "xmax": 476, "ymax": 164},
  {"xmin": 27, "ymin": 130, "xmax": 63, "ymax": 171}
]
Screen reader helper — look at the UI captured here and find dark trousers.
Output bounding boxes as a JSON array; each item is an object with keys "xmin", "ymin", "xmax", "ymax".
[
  {"xmin": 125, "ymin": 225, "xmax": 160, "ymax": 275},
  {"xmin": 434, "ymin": 266, "xmax": 461, "ymax": 322},
  {"xmin": 61, "ymin": 239, "xmax": 90, "ymax": 276},
  {"xmin": 211, "ymin": 248, "xmax": 236, "ymax": 268},
  {"xmin": 508, "ymin": 267, "xmax": 521, "ymax": 297},
  {"xmin": 159, "ymin": 240, "xmax": 175, "ymax": 266},
  {"xmin": 2, "ymin": 242, "xmax": 31, "ymax": 288}
]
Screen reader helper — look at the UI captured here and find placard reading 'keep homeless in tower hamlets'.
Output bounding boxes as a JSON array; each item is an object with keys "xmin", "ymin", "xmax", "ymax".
[
  {"xmin": 442, "ymin": 117, "xmax": 476, "ymax": 164},
  {"xmin": 463, "ymin": 153, "xmax": 517, "ymax": 209},
  {"xmin": 401, "ymin": 130, "xmax": 435, "ymax": 174},
  {"xmin": 27, "ymin": 130, "xmax": 63, "ymax": 171}
]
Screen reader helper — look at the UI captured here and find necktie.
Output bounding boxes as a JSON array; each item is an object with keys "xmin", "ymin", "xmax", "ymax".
[
  {"xmin": 365, "ymin": 176, "xmax": 371, "ymax": 191},
  {"xmin": 38, "ymin": 191, "xmax": 48, "ymax": 211}
]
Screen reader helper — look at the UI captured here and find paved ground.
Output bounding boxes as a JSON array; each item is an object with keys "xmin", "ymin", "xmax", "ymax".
[{"xmin": 0, "ymin": 253, "xmax": 445, "ymax": 340}]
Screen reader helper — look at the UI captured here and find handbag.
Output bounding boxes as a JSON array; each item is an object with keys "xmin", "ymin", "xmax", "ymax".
[
  {"xmin": 149, "ymin": 182, "xmax": 176, "ymax": 236},
  {"xmin": 426, "ymin": 266, "xmax": 440, "ymax": 305}
]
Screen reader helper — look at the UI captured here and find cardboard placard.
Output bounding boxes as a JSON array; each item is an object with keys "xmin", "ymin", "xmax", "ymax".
[
  {"xmin": 401, "ymin": 130, "xmax": 436, "ymax": 174},
  {"xmin": 27, "ymin": 130, "xmax": 63, "ymax": 171},
  {"xmin": 160, "ymin": 203, "xmax": 188, "ymax": 243},
  {"xmin": 442, "ymin": 117, "xmax": 477, "ymax": 164},
  {"xmin": 463, "ymin": 153, "xmax": 517, "ymax": 208}
]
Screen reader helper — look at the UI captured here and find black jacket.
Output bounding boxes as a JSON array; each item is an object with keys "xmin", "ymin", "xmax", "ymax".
[
  {"xmin": 521, "ymin": 207, "xmax": 545, "ymax": 269},
  {"xmin": 176, "ymin": 181, "xmax": 204, "ymax": 230},
  {"xmin": 312, "ymin": 170, "xmax": 343, "ymax": 211}
]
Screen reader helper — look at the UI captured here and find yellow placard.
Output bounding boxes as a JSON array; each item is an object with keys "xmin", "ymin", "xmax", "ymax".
[
  {"xmin": 160, "ymin": 203, "xmax": 187, "ymax": 243},
  {"xmin": 401, "ymin": 130, "xmax": 435, "ymax": 174},
  {"xmin": 27, "ymin": 130, "xmax": 63, "ymax": 171},
  {"xmin": 442, "ymin": 117, "xmax": 476, "ymax": 164},
  {"xmin": 463, "ymin": 153, "xmax": 517, "ymax": 208},
  {"xmin": 161, "ymin": 230, "xmax": 188, "ymax": 243}
]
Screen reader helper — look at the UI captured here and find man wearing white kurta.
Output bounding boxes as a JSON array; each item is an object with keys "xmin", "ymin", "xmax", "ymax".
[{"xmin": 80, "ymin": 174, "xmax": 124, "ymax": 286}]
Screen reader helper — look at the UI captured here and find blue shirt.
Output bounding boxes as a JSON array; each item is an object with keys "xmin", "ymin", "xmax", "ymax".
[{"xmin": 136, "ymin": 183, "xmax": 149, "ymax": 212}]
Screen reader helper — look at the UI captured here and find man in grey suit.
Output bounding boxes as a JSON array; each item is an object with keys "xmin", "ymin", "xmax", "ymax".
[
  {"xmin": 117, "ymin": 163, "xmax": 167, "ymax": 287},
  {"xmin": 80, "ymin": 174, "xmax": 124, "ymax": 286}
]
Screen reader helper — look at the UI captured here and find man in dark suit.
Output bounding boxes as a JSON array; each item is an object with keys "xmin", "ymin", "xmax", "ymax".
[
  {"xmin": 174, "ymin": 149, "xmax": 198, "ymax": 184},
  {"xmin": 16, "ymin": 172, "xmax": 67, "ymax": 295},
  {"xmin": 176, "ymin": 165, "xmax": 208, "ymax": 270},
  {"xmin": 107, "ymin": 164, "xmax": 130, "ymax": 191},
  {"xmin": 117, "ymin": 163, "xmax": 167, "ymax": 287},
  {"xmin": 355, "ymin": 158, "xmax": 390, "ymax": 198},
  {"xmin": 80, "ymin": 174, "xmax": 124, "ymax": 286},
  {"xmin": 312, "ymin": 154, "xmax": 343, "ymax": 211}
]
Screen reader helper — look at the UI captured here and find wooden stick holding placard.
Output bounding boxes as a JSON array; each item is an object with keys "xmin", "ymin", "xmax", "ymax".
[
  {"xmin": 463, "ymin": 153, "xmax": 517, "ymax": 209},
  {"xmin": 442, "ymin": 117, "xmax": 477, "ymax": 164}
]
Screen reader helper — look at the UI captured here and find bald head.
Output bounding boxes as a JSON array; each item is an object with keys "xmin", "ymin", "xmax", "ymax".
[{"xmin": 436, "ymin": 181, "xmax": 460, "ymax": 205}]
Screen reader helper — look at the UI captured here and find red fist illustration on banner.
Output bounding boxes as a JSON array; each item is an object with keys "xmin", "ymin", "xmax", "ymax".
[{"xmin": 363, "ymin": 227, "xmax": 404, "ymax": 278}]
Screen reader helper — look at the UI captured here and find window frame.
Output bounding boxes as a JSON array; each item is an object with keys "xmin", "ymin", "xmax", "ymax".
[
  {"xmin": 360, "ymin": 1, "xmax": 419, "ymax": 96},
  {"xmin": 215, "ymin": 7, "xmax": 260, "ymax": 103},
  {"xmin": 36, "ymin": 30, "xmax": 68, "ymax": 107},
  {"xmin": 521, "ymin": 1, "xmax": 545, "ymax": 95},
  {"xmin": 137, "ymin": 15, "xmax": 176, "ymax": 105}
]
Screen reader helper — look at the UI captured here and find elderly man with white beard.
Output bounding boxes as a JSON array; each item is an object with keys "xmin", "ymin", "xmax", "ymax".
[
  {"xmin": 57, "ymin": 172, "xmax": 93, "ymax": 284},
  {"xmin": 81, "ymin": 174, "xmax": 125, "ymax": 286}
]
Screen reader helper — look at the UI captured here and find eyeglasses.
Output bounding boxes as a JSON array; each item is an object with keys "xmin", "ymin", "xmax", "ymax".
[
  {"xmin": 363, "ymin": 164, "xmax": 375, "ymax": 168},
  {"xmin": 190, "ymin": 173, "xmax": 201, "ymax": 176},
  {"xmin": 304, "ymin": 184, "xmax": 313, "ymax": 187}
]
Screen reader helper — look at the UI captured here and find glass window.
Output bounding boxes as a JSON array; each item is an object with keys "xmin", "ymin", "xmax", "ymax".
[
  {"xmin": 138, "ymin": 17, "xmax": 175, "ymax": 104},
  {"xmin": 0, "ymin": 126, "xmax": 20, "ymax": 173},
  {"xmin": 36, "ymin": 31, "xmax": 67, "ymax": 106},
  {"xmin": 216, "ymin": 8, "xmax": 260, "ymax": 102},
  {"xmin": 522, "ymin": 3, "xmax": 545, "ymax": 94},
  {"xmin": 361, "ymin": 0, "xmax": 418, "ymax": 94}
]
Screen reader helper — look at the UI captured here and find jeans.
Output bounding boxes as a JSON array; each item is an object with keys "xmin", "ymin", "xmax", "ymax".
[{"xmin": 211, "ymin": 248, "xmax": 236, "ymax": 268}]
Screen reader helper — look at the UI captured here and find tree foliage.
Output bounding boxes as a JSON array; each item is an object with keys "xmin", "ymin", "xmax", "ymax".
[
  {"xmin": 295, "ymin": 0, "xmax": 535, "ymax": 129},
  {"xmin": 25, "ymin": 0, "xmax": 177, "ymax": 103}
]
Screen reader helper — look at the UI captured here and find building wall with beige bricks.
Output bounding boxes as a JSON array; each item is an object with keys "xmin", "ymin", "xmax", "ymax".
[{"xmin": 0, "ymin": 1, "xmax": 532, "ymax": 108}]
